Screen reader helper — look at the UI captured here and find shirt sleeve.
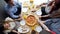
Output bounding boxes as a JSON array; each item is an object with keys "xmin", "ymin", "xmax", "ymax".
[{"xmin": 5, "ymin": 6, "xmax": 19, "ymax": 19}]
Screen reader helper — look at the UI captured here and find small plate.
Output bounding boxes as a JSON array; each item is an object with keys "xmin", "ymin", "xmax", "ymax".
[
  {"xmin": 20, "ymin": 20, "xmax": 26, "ymax": 26},
  {"xmin": 9, "ymin": 22, "xmax": 16, "ymax": 29},
  {"xmin": 35, "ymin": 9, "xmax": 42, "ymax": 16},
  {"xmin": 35, "ymin": 26, "xmax": 42, "ymax": 32},
  {"xmin": 18, "ymin": 25, "xmax": 30, "ymax": 33},
  {"xmin": 22, "ymin": 8, "xmax": 28, "ymax": 12}
]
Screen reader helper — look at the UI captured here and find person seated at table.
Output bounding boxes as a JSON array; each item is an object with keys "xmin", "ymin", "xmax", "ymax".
[
  {"xmin": 4, "ymin": 0, "xmax": 22, "ymax": 20},
  {"xmin": 36, "ymin": 3, "xmax": 47, "ymax": 16},
  {"xmin": 38, "ymin": 0, "xmax": 60, "ymax": 34},
  {"xmin": 36, "ymin": 0, "xmax": 55, "ymax": 20},
  {"xmin": 0, "ymin": 21, "xmax": 20, "ymax": 34},
  {"xmin": 36, "ymin": 0, "xmax": 54, "ymax": 14},
  {"xmin": 3, "ymin": 20, "xmax": 20, "ymax": 34}
]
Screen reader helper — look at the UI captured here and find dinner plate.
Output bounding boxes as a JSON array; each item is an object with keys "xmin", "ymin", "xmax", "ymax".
[
  {"xmin": 20, "ymin": 20, "xmax": 26, "ymax": 26},
  {"xmin": 18, "ymin": 25, "xmax": 30, "ymax": 33},
  {"xmin": 35, "ymin": 26, "xmax": 42, "ymax": 32}
]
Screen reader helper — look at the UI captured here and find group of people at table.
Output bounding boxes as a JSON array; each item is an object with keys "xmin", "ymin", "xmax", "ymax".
[{"xmin": 0, "ymin": 0, "xmax": 60, "ymax": 34}]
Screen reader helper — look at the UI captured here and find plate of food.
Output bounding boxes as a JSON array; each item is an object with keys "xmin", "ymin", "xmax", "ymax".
[
  {"xmin": 26, "ymin": 15, "xmax": 37, "ymax": 26},
  {"xmin": 18, "ymin": 25, "xmax": 30, "ymax": 33}
]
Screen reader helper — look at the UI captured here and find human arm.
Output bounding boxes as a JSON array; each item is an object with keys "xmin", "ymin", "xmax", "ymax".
[
  {"xmin": 39, "ymin": 14, "xmax": 50, "ymax": 19},
  {"xmin": 4, "ymin": 6, "xmax": 20, "ymax": 19},
  {"xmin": 36, "ymin": 3, "xmax": 47, "ymax": 8},
  {"xmin": 38, "ymin": 20, "xmax": 50, "ymax": 31},
  {"xmin": 11, "ymin": 30, "xmax": 20, "ymax": 34}
]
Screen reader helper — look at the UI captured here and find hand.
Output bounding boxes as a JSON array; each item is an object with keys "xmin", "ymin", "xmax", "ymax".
[
  {"xmin": 11, "ymin": 30, "xmax": 20, "ymax": 34},
  {"xmin": 14, "ymin": 17, "xmax": 22, "ymax": 21},
  {"xmin": 31, "ymin": 9, "xmax": 36, "ymax": 12},
  {"xmin": 38, "ymin": 16, "xmax": 42, "ymax": 19},
  {"xmin": 14, "ymin": 15, "xmax": 23, "ymax": 21},
  {"xmin": 19, "ymin": 15, "xmax": 23, "ymax": 20},
  {"xmin": 36, "ymin": 5, "xmax": 40, "ymax": 8},
  {"xmin": 36, "ymin": 3, "xmax": 46, "ymax": 8},
  {"xmin": 17, "ymin": 32, "xmax": 20, "ymax": 34},
  {"xmin": 49, "ymin": 31, "xmax": 56, "ymax": 34}
]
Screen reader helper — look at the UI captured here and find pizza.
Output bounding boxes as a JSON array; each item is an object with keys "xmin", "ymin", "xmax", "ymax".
[{"xmin": 26, "ymin": 15, "xmax": 37, "ymax": 26}]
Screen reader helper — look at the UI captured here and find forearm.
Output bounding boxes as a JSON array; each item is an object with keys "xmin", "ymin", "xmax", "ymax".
[
  {"xmin": 39, "ymin": 14, "xmax": 50, "ymax": 18},
  {"xmin": 38, "ymin": 20, "xmax": 50, "ymax": 31},
  {"xmin": 14, "ymin": 15, "xmax": 22, "ymax": 21},
  {"xmin": 8, "ymin": 12, "xmax": 20, "ymax": 19},
  {"xmin": 40, "ymin": 23, "xmax": 50, "ymax": 31},
  {"xmin": 42, "ymin": 14, "xmax": 50, "ymax": 17},
  {"xmin": 11, "ymin": 30, "xmax": 19, "ymax": 34}
]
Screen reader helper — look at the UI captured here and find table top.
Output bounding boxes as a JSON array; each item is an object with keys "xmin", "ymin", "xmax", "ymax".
[{"xmin": 4, "ymin": 1, "xmax": 50, "ymax": 34}]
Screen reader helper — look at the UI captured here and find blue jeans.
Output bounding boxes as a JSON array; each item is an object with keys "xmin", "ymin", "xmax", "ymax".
[{"xmin": 45, "ymin": 18, "xmax": 60, "ymax": 34}]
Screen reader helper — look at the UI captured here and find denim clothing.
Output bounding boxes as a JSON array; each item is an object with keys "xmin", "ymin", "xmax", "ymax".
[
  {"xmin": 4, "ymin": 2, "xmax": 22, "ymax": 19},
  {"xmin": 45, "ymin": 18, "xmax": 60, "ymax": 34}
]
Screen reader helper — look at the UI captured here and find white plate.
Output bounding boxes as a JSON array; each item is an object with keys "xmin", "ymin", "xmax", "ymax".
[
  {"xmin": 18, "ymin": 25, "xmax": 30, "ymax": 33},
  {"xmin": 9, "ymin": 22, "xmax": 16, "ymax": 29},
  {"xmin": 35, "ymin": 26, "xmax": 42, "ymax": 32},
  {"xmin": 35, "ymin": 9, "xmax": 42, "ymax": 16},
  {"xmin": 20, "ymin": 20, "xmax": 26, "ymax": 26},
  {"xmin": 22, "ymin": 8, "xmax": 28, "ymax": 12}
]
